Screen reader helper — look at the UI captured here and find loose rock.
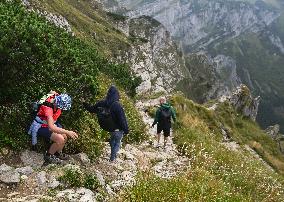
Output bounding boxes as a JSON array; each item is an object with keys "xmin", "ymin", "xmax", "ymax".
[
  {"xmin": 16, "ymin": 166, "xmax": 34, "ymax": 176},
  {"xmin": 0, "ymin": 164, "xmax": 13, "ymax": 174},
  {"xmin": 56, "ymin": 188, "xmax": 95, "ymax": 202},
  {"xmin": 20, "ymin": 150, "xmax": 44, "ymax": 168},
  {"xmin": 37, "ymin": 171, "xmax": 47, "ymax": 186},
  {"xmin": 74, "ymin": 153, "xmax": 91, "ymax": 165},
  {"xmin": 0, "ymin": 170, "xmax": 20, "ymax": 184}
]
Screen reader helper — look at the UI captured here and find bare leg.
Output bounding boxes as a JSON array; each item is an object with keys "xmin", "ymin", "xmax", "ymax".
[
  {"xmin": 57, "ymin": 134, "xmax": 67, "ymax": 153},
  {"xmin": 49, "ymin": 133, "xmax": 66, "ymax": 154}
]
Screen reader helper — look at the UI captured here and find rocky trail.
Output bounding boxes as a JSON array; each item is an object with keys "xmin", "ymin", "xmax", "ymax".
[{"xmin": 0, "ymin": 98, "xmax": 190, "ymax": 201}]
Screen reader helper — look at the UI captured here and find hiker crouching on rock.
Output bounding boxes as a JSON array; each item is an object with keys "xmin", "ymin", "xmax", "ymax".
[
  {"xmin": 83, "ymin": 86, "xmax": 129, "ymax": 162},
  {"xmin": 151, "ymin": 97, "xmax": 176, "ymax": 148},
  {"xmin": 28, "ymin": 91, "xmax": 78, "ymax": 164}
]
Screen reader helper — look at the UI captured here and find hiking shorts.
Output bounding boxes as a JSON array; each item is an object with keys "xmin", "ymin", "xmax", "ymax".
[
  {"xmin": 37, "ymin": 122, "xmax": 62, "ymax": 140},
  {"xmin": 37, "ymin": 127, "xmax": 52, "ymax": 140},
  {"xmin": 157, "ymin": 124, "xmax": 171, "ymax": 137}
]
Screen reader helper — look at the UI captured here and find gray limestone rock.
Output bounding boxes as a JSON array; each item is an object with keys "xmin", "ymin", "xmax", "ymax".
[
  {"xmin": 20, "ymin": 150, "xmax": 44, "ymax": 168},
  {"xmin": 15, "ymin": 166, "xmax": 34, "ymax": 176},
  {"xmin": 228, "ymin": 85, "xmax": 260, "ymax": 120},
  {"xmin": 0, "ymin": 170, "xmax": 20, "ymax": 184},
  {"xmin": 95, "ymin": 170, "xmax": 105, "ymax": 187},
  {"xmin": 109, "ymin": 15, "xmax": 190, "ymax": 95},
  {"xmin": 56, "ymin": 188, "xmax": 96, "ymax": 202},
  {"xmin": 73, "ymin": 153, "xmax": 91, "ymax": 165},
  {"xmin": 48, "ymin": 175, "xmax": 60, "ymax": 189},
  {"xmin": 37, "ymin": 171, "xmax": 47, "ymax": 186},
  {"xmin": 0, "ymin": 164, "xmax": 13, "ymax": 174},
  {"xmin": 266, "ymin": 124, "xmax": 280, "ymax": 140},
  {"xmin": 105, "ymin": 0, "xmax": 279, "ymax": 52},
  {"xmin": 105, "ymin": 184, "xmax": 116, "ymax": 196}
]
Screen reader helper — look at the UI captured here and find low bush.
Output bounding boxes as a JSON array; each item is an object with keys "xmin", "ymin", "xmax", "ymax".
[
  {"xmin": 59, "ymin": 168, "xmax": 100, "ymax": 190},
  {"xmin": 0, "ymin": 1, "xmax": 143, "ymax": 157}
]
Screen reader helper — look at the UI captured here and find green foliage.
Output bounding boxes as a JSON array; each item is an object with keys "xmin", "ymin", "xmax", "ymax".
[
  {"xmin": 120, "ymin": 171, "xmax": 247, "ymax": 202},
  {"xmin": 106, "ymin": 12, "xmax": 127, "ymax": 21},
  {"xmin": 59, "ymin": 168, "xmax": 100, "ymax": 190},
  {"xmin": 0, "ymin": 0, "xmax": 99, "ymax": 148},
  {"xmin": 0, "ymin": 1, "xmax": 142, "ymax": 157},
  {"xmin": 59, "ymin": 169, "xmax": 83, "ymax": 187},
  {"xmin": 98, "ymin": 61, "xmax": 142, "ymax": 97},
  {"xmin": 29, "ymin": 0, "xmax": 131, "ymax": 58},
  {"xmin": 120, "ymin": 95, "xmax": 284, "ymax": 201},
  {"xmin": 214, "ymin": 101, "xmax": 284, "ymax": 173},
  {"xmin": 0, "ymin": 130, "xmax": 17, "ymax": 149}
]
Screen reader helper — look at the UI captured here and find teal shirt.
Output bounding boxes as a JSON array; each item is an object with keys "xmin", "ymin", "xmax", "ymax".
[{"xmin": 152, "ymin": 103, "xmax": 176, "ymax": 126}]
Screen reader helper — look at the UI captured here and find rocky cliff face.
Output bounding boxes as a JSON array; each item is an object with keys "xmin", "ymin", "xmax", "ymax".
[
  {"xmin": 112, "ymin": 16, "xmax": 190, "ymax": 94},
  {"xmin": 102, "ymin": 0, "xmax": 284, "ymax": 132},
  {"xmin": 102, "ymin": 0, "xmax": 279, "ymax": 52},
  {"xmin": 182, "ymin": 53, "xmax": 241, "ymax": 102},
  {"xmin": 228, "ymin": 85, "xmax": 260, "ymax": 121},
  {"xmin": 208, "ymin": 84, "xmax": 260, "ymax": 121}
]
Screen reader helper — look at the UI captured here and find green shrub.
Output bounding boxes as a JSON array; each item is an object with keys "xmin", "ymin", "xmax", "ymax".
[
  {"xmin": 59, "ymin": 168, "xmax": 100, "ymax": 190},
  {"xmin": 106, "ymin": 12, "xmax": 127, "ymax": 21},
  {"xmin": 59, "ymin": 169, "xmax": 83, "ymax": 188},
  {"xmin": 0, "ymin": 1, "xmax": 142, "ymax": 156},
  {"xmin": 84, "ymin": 174, "xmax": 100, "ymax": 190}
]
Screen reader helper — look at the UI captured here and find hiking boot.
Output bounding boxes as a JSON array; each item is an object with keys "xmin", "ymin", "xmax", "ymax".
[
  {"xmin": 44, "ymin": 154, "xmax": 63, "ymax": 165},
  {"xmin": 109, "ymin": 159, "xmax": 118, "ymax": 164},
  {"xmin": 55, "ymin": 152, "xmax": 70, "ymax": 160}
]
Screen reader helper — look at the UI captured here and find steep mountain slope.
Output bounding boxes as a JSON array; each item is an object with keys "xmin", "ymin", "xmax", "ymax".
[
  {"xmin": 0, "ymin": 0, "xmax": 145, "ymax": 157},
  {"xmin": 101, "ymin": 0, "xmax": 284, "ymax": 132},
  {"xmin": 1, "ymin": 0, "xmax": 284, "ymax": 201},
  {"xmin": 27, "ymin": 0, "xmax": 190, "ymax": 95},
  {"xmin": 119, "ymin": 95, "xmax": 284, "ymax": 201}
]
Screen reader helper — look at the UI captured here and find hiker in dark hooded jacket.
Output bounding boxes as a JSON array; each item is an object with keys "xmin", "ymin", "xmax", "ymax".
[
  {"xmin": 84, "ymin": 86, "xmax": 129, "ymax": 162},
  {"xmin": 151, "ymin": 97, "xmax": 176, "ymax": 148}
]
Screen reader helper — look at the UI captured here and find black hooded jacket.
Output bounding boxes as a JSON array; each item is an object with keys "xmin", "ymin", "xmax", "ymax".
[{"xmin": 84, "ymin": 86, "xmax": 129, "ymax": 134}]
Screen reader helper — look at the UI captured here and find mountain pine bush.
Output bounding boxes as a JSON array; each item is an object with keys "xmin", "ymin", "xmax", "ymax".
[{"xmin": 0, "ymin": 0, "xmax": 144, "ymax": 155}]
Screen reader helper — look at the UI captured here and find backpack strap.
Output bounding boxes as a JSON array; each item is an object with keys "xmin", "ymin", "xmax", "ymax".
[{"xmin": 108, "ymin": 101, "xmax": 118, "ymax": 110}]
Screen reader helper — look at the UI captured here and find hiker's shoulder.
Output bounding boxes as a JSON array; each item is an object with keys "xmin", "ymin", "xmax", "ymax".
[
  {"xmin": 111, "ymin": 101, "xmax": 123, "ymax": 109},
  {"xmin": 95, "ymin": 99, "xmax": 106, "ymax": 106}
]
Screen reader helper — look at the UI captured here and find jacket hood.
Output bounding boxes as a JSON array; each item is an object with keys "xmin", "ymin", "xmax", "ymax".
[
  {"xmin": 161, "ymin": 103, "xmax": 171, "ymax": 109},
  {"xmin": 105, "ymin": 85, "xmax": 120, "ymax": 106}
]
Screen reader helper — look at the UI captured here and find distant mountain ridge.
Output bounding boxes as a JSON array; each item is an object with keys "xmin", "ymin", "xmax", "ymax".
[{"xmin": 101, "ymin": 0, "xmax": 284, "ymax": 132}]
